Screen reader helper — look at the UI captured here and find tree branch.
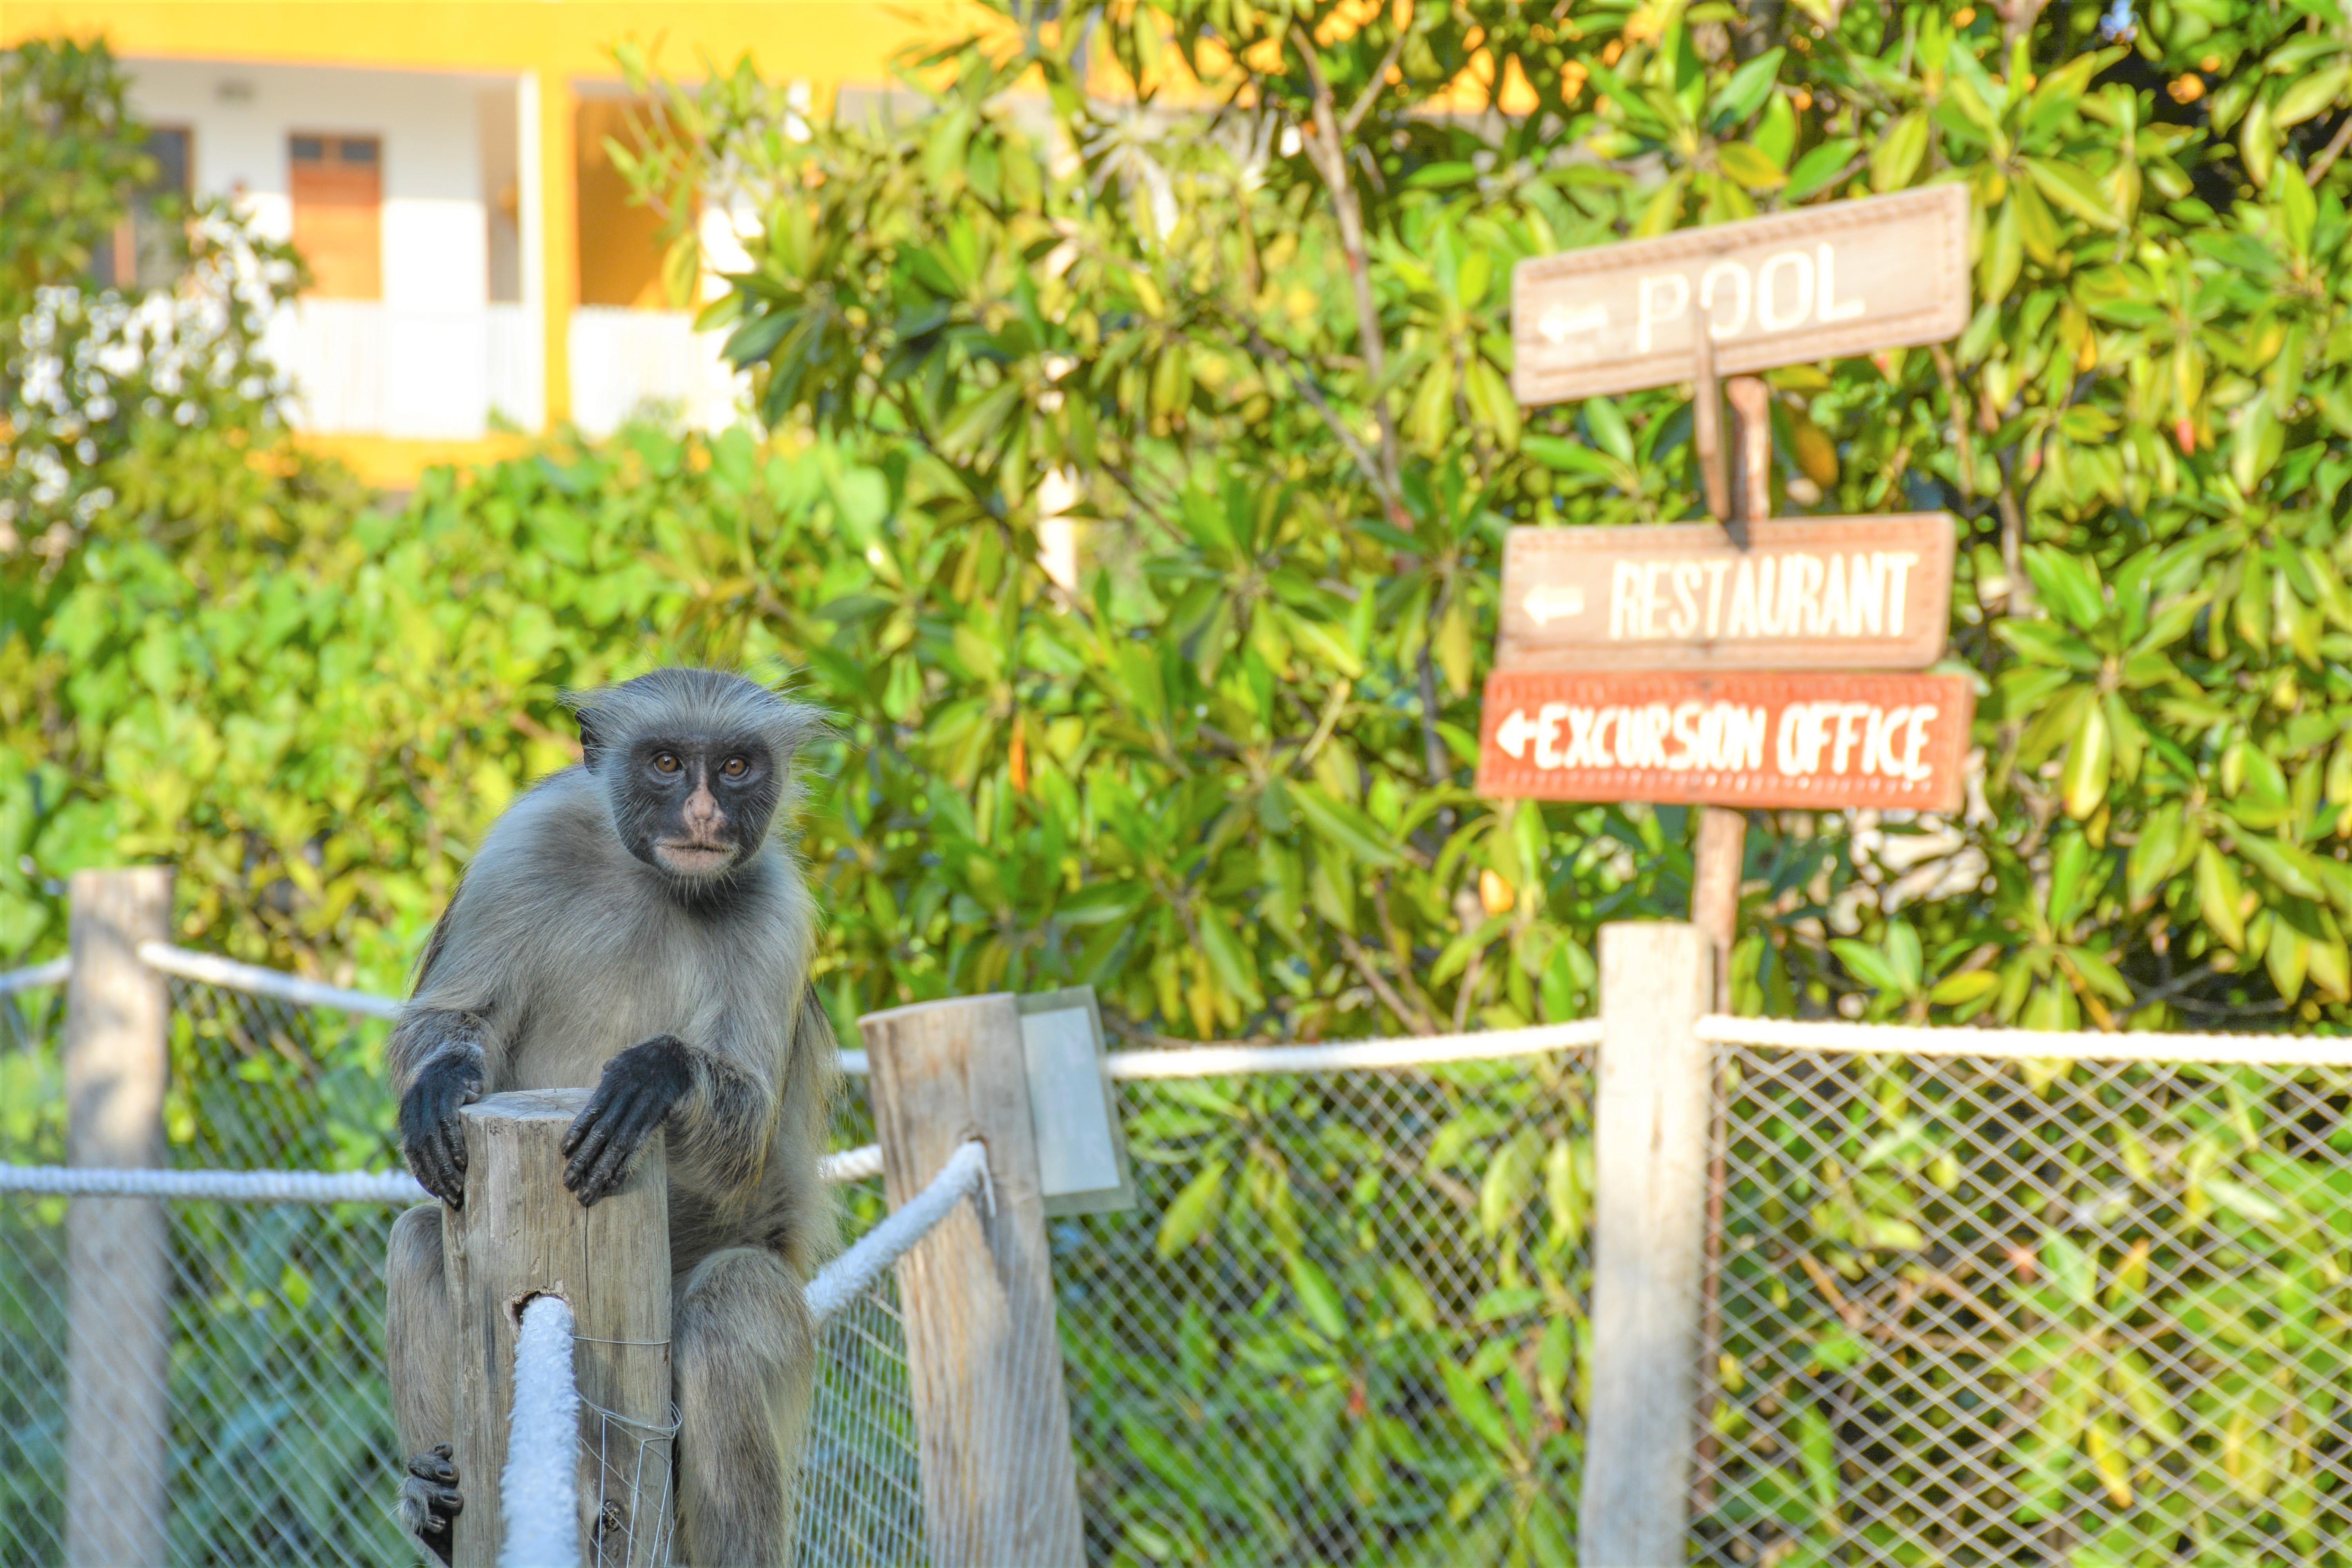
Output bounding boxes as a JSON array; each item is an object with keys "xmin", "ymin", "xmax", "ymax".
[
  {"xmin": 2310, "ymin": 111, "xmax": 2352, "ymax": 184},
  {"xmin": 1236, "ymin": 325, "xmax": 1410, "ymax": 524},
  {"xmin": 1289, "ymin": 25, "xmax": 1401, "ymax": 494},
  {"xmin": 1341, "ymin": 31, "xmax": 1409, "ymax": 137},
  {"xmin": 1338, "ymin": 930, "xmax": 1440, "ymax": 1035}
]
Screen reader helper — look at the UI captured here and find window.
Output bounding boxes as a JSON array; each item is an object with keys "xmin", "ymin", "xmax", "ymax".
[
  {"xmin": 290, "ymin": 133, "xmax": 383, "ymax": 300},
  {"xmin": 94, "ymin": 126, "xmax": 192, "ymax": 292}
]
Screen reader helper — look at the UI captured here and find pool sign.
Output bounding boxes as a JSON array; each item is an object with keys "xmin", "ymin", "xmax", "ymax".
[
  {"xmin": 1475, "ymin": 670, "xmax": 1974, "ymax": 812},
  {"xmin": 1511, "ymin": 184, "xmax": 1970, "ymax": 405},
  {"xmin": 1496, "ymin": 515, "xmax": 1956, "ymax": 672}
]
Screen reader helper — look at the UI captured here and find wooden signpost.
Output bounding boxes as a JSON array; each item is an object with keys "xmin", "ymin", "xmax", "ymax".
[{"xmin": 1499, "ymin": 187, "xmax": 1976, "ymax": 1568}]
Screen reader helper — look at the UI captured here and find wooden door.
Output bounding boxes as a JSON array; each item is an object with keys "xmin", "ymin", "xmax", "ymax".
[{"xmin": 290, "ymin": 134, "xmax": 382, "ymax": 300}]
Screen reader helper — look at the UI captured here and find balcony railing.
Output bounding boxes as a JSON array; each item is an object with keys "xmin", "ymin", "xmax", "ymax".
[{"xmin": 263, "ymin": 302, "xmax": 748, "ymax": 441}]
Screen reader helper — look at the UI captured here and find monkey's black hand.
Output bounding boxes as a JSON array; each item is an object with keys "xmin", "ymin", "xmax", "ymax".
[
  {"xmin": 399, "ymin": 1054, "xmax": 482, "ymax": 1209},
  {"xmin": 562, "ymin": 1035, "xmax": 693, "ymax": 1206},
  {"xmin": 399, "ymin": 1443, "xmax": 461, "ymax": 1565}
]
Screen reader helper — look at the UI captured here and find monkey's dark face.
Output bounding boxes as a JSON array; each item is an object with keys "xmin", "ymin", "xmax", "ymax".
[{"xmin": 608, "ymin": 735, "xmax": 779, "ymax": 885}]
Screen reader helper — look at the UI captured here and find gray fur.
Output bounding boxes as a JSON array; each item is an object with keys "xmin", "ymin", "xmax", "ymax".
[{"xmin": 383, "ymin": 670, "xmax": 838, "ymax": 1568}]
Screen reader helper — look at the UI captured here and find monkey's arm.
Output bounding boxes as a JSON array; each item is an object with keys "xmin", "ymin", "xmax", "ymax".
[
  {"xmin": 390, "ymin": 1010, "xmax": 491, "ymax": 1207},
  {"xmin": 562, "ymin": 1024, "xmax": 785, "ymax": 1207}
]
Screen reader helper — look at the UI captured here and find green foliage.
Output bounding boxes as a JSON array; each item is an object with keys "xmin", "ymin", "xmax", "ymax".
[
  {"xmin": 617, "ymin": 0, "xmax": 2352, "ymax": 1033},
  {"xmin": 1712, "ymin": 1051, "xmax": 2352, "ymax": 1564},
  {"xmin": 1, "ymin": 38, "xmax": 316, "ymax": 550}
]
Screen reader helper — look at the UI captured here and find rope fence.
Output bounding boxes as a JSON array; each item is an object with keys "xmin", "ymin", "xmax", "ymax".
[
  {"xmin": 13, "ymin": 924, "xmax": 2352, "ymax": 1566},
  {"xmin": 500, "ymin": 1294, "xmax": 581, "ymax": 1568}
]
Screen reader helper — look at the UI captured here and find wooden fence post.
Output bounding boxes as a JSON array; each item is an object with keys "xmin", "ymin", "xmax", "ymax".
[
  {"xmin": 1581, "ymin": 922, "xmax": 1713, "ymax": 1568},
  {"xmin": 859, "ymin": 995, "xmax": 1086, "ymax": 1568},
  {"xmin": 447, "ymin": 1088, "xmax": 672, "ymax": 1568},
  {"xmin": 63, "ymin": 867, "xmax": 174, "ymax": 1568}
]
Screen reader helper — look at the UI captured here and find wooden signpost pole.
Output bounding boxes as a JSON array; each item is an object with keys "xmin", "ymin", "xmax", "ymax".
[
  {"xmin": 1499, "ymin": 183, "xmax": 1975, "ymax": 1561},
  {"xmin": 1690, "ymin": 374, "xmax": 1774, "ymax": 1008}
]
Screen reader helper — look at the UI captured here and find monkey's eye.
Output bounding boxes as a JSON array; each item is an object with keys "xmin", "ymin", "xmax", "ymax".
[
  {"xmin": 653, "ymin": 752, "xmax": 682, "ymax": 775},
  {"xmin": 721, "ymin": 757, "xmax": 748, "ymax": 779}
]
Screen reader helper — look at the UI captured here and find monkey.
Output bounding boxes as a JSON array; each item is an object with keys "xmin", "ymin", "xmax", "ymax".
[{"xmin": 382, "ymin": 668, "xmax": 838, "ymax": 1568}]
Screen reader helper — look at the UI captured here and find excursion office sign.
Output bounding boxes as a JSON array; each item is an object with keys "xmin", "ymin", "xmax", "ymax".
[{"xmin": 1475, "ymin": 669, "xmax": 1975, "ymax": 813}]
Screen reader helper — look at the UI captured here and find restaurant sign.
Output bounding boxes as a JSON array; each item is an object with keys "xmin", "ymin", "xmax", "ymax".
[{"xmin": 1495, "ymin": 514, "xmax": 1955, "ymax": 672}]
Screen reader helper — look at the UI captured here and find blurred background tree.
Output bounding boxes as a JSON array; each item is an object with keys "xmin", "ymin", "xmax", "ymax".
[{"xmin": 5, "ymin": 0, "xmax": 2352, "ymax": 1041}]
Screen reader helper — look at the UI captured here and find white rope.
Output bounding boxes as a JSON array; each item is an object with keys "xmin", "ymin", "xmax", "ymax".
[
  {"xmin": 0, "ymin": 1163, "xmax": 432, "ymax": 1203},
  {"xmin": 804, "ymin": 1139, "xmax": 989, "ymax": 1328},
  {"xmin": 136, "ymin": 941, "xmax": 404, "ymax": 1020},
  {"xmin": 0, "ymin": 1145, "xmax": 882, "ymax": 1205},
  {"xmin": 0, "ymin": 956, "xmax": 70, "ymax": 996},
  {"xmin": 1102, "ymin": 1018, "xmax": 1602, "ymax": 1080},
  {"xmin": 1698, "ymin": 1013, "xmax": 2352, "ymax": 1067},
  {"xmin": 499, "ymin": 1294, "xmax": 581, "ymax": 1568},
  {"xmin": 818, "ymin": 1143, "xmax": 884, "ymax": 1183}
]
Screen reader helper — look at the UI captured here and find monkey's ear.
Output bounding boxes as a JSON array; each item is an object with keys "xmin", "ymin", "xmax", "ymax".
[{"xmin": 573, "ymin": 706, "xmax": 608, "ymax": 766}]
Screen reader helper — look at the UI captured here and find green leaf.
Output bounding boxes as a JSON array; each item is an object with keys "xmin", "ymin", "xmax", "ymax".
[
  {"xmin": 1870, "ymin": 111, "xmax": 1930, "ymax": 192},
  {"xmin": 2042, "ymin": 1232, "xmax": 2095, "ymax": 1308},
  {"xmin": 1712, "ymin": 48, "xmax": 1785, "ymax": 124},
  {"xmin": 1288, "ymin": 784, "xmax": 1401, "ymax": 868},
  {"xmin": 2024, "ymin": 156, "xmax": 2121, "ymax": 230},
  {"xmin": 1155, "ymin": 1160, "xmax": 1228, "ymax": 1257},
  {"xmin": 1716, "ymin": 140, "xmax": 1789, "ymax": 191},
  {"xmin": 2196, "ymin": 844, "xmax": 2248, "ymax": 950},
  {"xmin": 2273, "ymin": 64, "xmax": 2350, "ymax": 128},
  {"xmin": 1784, "ymin": 138, "xmax": 1862, "ymax": 201},
  {"xmin": 2202, "ymin": 1176, "xmax": 2288, "ymax": 1225},
  {"xmin": 1440, "ymin": 1362, "xmax": 1512, "ymax": 1452},
  {"xmin": 2060, "ymin": 699, "xmax": 2111, "ymax": 819},
  {"xmin": 1288, "ymin": 1256, "xmax": 1348, "ymax": 1338}
]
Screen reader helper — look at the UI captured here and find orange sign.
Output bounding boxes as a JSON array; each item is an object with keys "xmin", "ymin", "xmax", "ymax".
[
  {"xmin": 1497, "ymin": 515, "xmax": 1955, "ymax": 672},
  {"xmin": 1475, "ymin": 670, "xmax": 1975, "ymax": 811}
]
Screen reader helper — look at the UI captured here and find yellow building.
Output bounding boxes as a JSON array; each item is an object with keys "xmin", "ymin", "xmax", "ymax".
[{"xmin": 2, "ymin": 3, "xmax": 967, "ymax": 481}]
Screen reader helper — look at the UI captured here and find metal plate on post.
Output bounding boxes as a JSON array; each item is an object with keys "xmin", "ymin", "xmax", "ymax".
[
  {"xmin": 1496, "ymin": 514, "xmax": 1956, "ymax": 671},
  {"xmin": 1512, "ymin": 184, "xmax": 1971, "ymax": 405},
  {"xmin": 1016, "ymin": 986, "xmax": 1136, "ymax": 1217},
  {"xmin": 1475, "ymin": 668, "xmax": 1976, "ymax": 811}
]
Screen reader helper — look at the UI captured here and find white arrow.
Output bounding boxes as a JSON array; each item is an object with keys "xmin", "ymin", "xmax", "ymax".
[
  {"xmin": 1495, "ymin": 710, "xmax": 1539, "ymax": 760},
  {"xmin": 1522, "ymin": 584, "xmax": 1585, "ymax": 626},
  {"xmin": 1538, "ymin": 302, "xmax": 1609, "ymax": 345}
]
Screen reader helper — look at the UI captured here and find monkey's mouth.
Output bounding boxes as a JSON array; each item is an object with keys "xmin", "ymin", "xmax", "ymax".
[{"xmin": 654, "ymin": 840, "xmax": 737, "ymax": 876}]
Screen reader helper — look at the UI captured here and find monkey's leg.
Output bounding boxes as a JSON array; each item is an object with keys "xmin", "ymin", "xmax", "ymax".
[
  {"xmin": 386, "ymin": 1203, "xmax": 463, "ymax": 1564},
  {"xmin": 674, "ymin": 1246, "xmax": 817, "ymax": 1568}
]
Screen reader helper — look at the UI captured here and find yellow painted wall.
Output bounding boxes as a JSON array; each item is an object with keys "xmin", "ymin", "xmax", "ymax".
[{"xmin": 0, "ymin": 3, "xmax": 971, "ymax": 97}]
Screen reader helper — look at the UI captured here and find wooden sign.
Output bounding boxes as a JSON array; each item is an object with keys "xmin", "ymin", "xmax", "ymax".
[
  {"xmin": 1512, "ymin": 185, "xmax": 1970, "ymax": 405},
  {"xmin": 1497, "ymin": 515, "xmax": 1955, "ymax": 672},
  {"xmin": 1475, "ymin": 669, "xmax": 1975, "ymax": 811}
]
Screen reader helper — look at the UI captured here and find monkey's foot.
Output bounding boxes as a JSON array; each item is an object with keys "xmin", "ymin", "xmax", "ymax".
[{"xmin": 399, "ymin": 1444, "xmax": 462, "ymax": 1566}]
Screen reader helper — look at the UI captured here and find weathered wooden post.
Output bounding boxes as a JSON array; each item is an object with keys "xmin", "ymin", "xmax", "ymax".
[
  {"xmin": 63, "ymin": 867, "xmax": 175, "ymax": 1568},
  {"xmin": 447, "ymin": 1088, "xmax": 672, "ymax": 1568},
  {"xmin": 859, "ymin": 995, "xmax": 1087, "ymax": 1568},
  {"xmin": 1581, "ymin": 922, "xmax": 1713, "ymax": 1567}
]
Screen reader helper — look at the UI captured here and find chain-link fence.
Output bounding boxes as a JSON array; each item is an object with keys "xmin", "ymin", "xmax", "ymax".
[
  {"xmin": 1697, "ymin": 1042, "xmax": 2352, "ymax": 1568},
  {"xmin": 1054, "ymin": 1051, "xmax": 1593, "ymax": 1568},
  {"xmin": 0, "ymin": 971, "xmax": 925, "ymax": 1568},
  {"xmin": 29, "ymin": 946, "xmax": 2352, "ymax": 1568}
]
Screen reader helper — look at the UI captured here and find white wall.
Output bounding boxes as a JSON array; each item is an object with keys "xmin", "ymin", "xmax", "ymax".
[{"xmin": 123, "ymin": 57, "xmax": 522, "ymax": 438}]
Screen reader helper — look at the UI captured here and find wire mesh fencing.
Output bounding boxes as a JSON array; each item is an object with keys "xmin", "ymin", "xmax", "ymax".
[
  {"xmin": 1696, "ymin": 1041, "xmax": 2352, "ymax": 1568},
  {"xmin": 0, "ymin": 971, "xmax": 927, "ymax": 1568},
  {"xmin": 1053, "ymin": 1049, "xmax": 1593, "ymax": 1568}
]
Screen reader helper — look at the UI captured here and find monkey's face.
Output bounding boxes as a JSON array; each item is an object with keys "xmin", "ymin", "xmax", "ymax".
[{"xmin": 610, "ymin": 735, "xmax": 780, "ymax": 885}]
